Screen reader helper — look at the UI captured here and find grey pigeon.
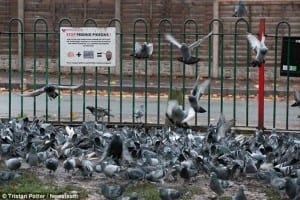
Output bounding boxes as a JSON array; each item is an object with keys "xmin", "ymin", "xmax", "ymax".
[
  {"xmin": 130, "ymin": 42, "xmax": 153, "ymax": 59},
  {"xmin": 165, "ymin": 32, "xmax": 212, "ymax": 65},
  {"xmin": 86, "ymin": 106, "xmax": 114, "ymax": 121},
  {"xmin": 100, "ymin": 134, "xmax": 132, "ymax": 164},
  {"xmin": 121, "ymin": 192, "xmax": 138, "ymax": 200},
  {"xmin": 26, "ymin": 146, "xmax": 39, "ymax": 167},
  {"xmin": 291, "ymin": 91, "xmax": 300, "ymax": 118},
  {"xmin": 102, "ymin": 163, "xmax": 121, "ymax": 179},
  {"xmin": 285, "ymin": 177, "xmax": 297, "ymax": 199},
  {"xmin": 134, "ymin": 105, "xmax": 144, "ymax": 123},
  {"xmin": 78, "ymin": 157, "xmax": 94, "ymax": 177},
  {"xmin": 19, "ymin": 84, "xmax": 81, "ymax": 100},
  {"xmin": 179, "ymin": 165, "xmax": 198, "ymax": 183},
  {"xmin": 100, "ymin": 182, "xmax": 131, "ymax": 200},
  {"xmin": 0, "ymin": 171, "xmax": 21, "ymax": 184},
  {"xmin": 269, "ymin": 170, "xmax": 286, "ymax": 198},
  {"xmin": 209, "ymin": 172, "xmax": 225, "ymax": 196},
  {"xmin": 45, "ymin": 157, "xmax": 59, "ymax": 173},
  {"xmin": 233, "ymin": 0, "xmax": 247, "ymax": 17},
  {"xmin": 247, "ymin": 32, "xmax": 268, "ymax": 67},
  {"xmin": 188, "ymin": 77, "xmax": 210, "ymax": 113},
  {"xmin": 165, "ymin": 100, "xmax": 195, "ymax": 127},
  {"xmin": 5, "ymin": 157, "xmax": 22, "ymax": 171},
  {"xmin": 125, "ymin": 167, "xmax": 145, "ymax": 181},
  {"xmin": 145, "ymin": 167, "xmax": 166, "ymax": 183},
  {"xmin": 159, "ymin": 188, "xmax": 182, "ymax": 200},
  {"xmin": 216, "ymin": 112, "xmax": 234, "ymax": 141},
  {"xmin": 63, "ymin": 157, "xmax": 77, "ymax": 173},
  {"xmin": 232, "ymin": 185, "xmax": 247, "ymax": 200}
]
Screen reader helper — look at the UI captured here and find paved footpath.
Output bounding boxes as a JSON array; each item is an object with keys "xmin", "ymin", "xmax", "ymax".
[{"xmin": 0, "ymin": 71, "xmax": 299, "ymax": 130}]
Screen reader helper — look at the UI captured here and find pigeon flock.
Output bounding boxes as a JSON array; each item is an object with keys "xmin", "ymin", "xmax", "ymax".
[
  {"xmin": 0, "ymin": 115, "xmax": 300, "ymax": 199},
  {"xmin": 2, "ymin": 1, "xmax": 299, "ymax": 199}
]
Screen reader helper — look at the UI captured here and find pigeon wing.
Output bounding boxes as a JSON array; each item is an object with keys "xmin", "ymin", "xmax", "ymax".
[
  {"xmin": 247, "ymin": 33, "xmax": 261, "ymax": 50},
  {"xmin": 165, "ymin": 34, "xmax": 182, "ymax": 49},
  {"xmin": 191, "ymin": 77, "xmax": 211, "ymax": 101},
  {"xmin": 19, "ymin": 87, "xmax": 46, "ymax": 97},
  {"xmin": 189, "ymin": 32, "xmax": 212, "ymax": 50},
  {"xmin": 147, "ymin": 43, "xmax": 154, "ymax": 56},
  {"xmin": 134, "ymin": 42, "xmax": 142, "ymax": 54},
  {"xmin": 181, "ymin": 107, "xmax": 195, "ymax": 124},
  {"xmin": 166, "ymin": 100, "xmax": 179, "ymax": 118},
  {"xmin": 54, "ymin": 84, "xmax": 82, "ymax": 90}
]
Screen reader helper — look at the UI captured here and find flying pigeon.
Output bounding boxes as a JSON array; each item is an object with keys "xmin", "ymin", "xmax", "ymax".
[
  {"xmin": 165, "ymin": 32, "xmax": 212, "ymax": 65},
  {"xmin": 247, "ymin": 32, "xmax": 268, "ymax": 67},
  {"xmin": 165, "ymin": 100, "xmax": 195, "ymax": 127},
  {"xmin": 130, "ymin": 41, "xmax": 153, "ymax": 59},
  {"xmin": 188, "ymin": 77, "xmax": 210, "ymax": 113},
  {"xmin": 19, "ymin": 84, "xmax": 81, "ymax": 100},
  {"xmin": 233, "ymin": 0, "xmax": 247, "ymax": 17},
  {"xmin": 86, "ymin": 106, "xmax": 114, "ymax": 121},
  {"xmin": 291, "ymin": 91, "xmax": 300, "ymax": 111}
]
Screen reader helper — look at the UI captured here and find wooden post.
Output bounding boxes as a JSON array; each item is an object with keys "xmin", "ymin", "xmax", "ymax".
[{"xmin": 212, "ymin": 0, "xmax": 219, "ymax": 78}]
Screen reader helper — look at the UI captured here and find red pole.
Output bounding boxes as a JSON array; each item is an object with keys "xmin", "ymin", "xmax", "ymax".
[{"xmin": 258, "ymin": 19, "xmax": 265, "ymax": 129}]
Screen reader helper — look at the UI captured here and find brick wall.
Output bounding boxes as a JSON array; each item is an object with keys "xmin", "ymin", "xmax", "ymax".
[{"xmin": 0, "ymin": 0, "xmax": 299, "ymax": 81}]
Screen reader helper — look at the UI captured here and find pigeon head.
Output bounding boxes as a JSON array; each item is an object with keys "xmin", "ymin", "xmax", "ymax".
[{"xmin": 86, "ymin": 106, "xmax": 95, "ymax": 113}]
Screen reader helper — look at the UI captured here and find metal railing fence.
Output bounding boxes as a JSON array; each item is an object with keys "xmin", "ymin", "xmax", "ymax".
[{"xmin": 0, "ymin": 17, "xmax": 298, "ymax": 130}]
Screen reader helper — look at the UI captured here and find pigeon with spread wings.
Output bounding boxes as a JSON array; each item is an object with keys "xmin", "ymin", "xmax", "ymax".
[
  {"xmin": 247, "ymin": 32, "xmax": 268, "ymax": 67},
  {"xmin": 165, "ymin": 99, "xmax": 195, "ymax": 127},
  {"xmin": 165, "ymin": 32, "xmax": 212, "ymax": 65},
  {"xmin": 188, "ymin": 76, "xmax": 210, "ymax": 113},
  {"xmin": 19, "ymin": 84, "xmax": 81, "ymax": 100}
]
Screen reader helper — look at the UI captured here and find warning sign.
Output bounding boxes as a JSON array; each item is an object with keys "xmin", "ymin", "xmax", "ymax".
[{"xmin": 60, "ymin": 27, "xmax": 116, "ymax": 67}]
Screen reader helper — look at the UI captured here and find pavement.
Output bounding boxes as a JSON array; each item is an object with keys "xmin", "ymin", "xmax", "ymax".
[
  {"xmin": 0, "ymin": 69, "xmax": 299, "ymax": 96},
  {"xmin": 0, "ymin": 70, "xmax": 299, "ymax": 131}
]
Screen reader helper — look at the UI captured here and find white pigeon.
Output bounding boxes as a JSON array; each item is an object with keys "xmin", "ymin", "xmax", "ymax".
[
  {"xmin": 247, "ymin": 32, "xmax": 268, "ymax": 67},
  {"xmin": 166, "ymin": 100, "xmax": 195, "ymax": 127}
]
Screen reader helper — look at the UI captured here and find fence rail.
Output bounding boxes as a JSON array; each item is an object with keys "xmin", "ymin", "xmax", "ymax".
[{"xmin": 0, "ymin": 17, "xmax": 299, "ymax": 131}]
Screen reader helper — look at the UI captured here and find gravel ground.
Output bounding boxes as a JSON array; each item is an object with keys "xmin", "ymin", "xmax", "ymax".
[{"xmin": 17, "ymin": 157, "xmax": 280, "ymax": 200}]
